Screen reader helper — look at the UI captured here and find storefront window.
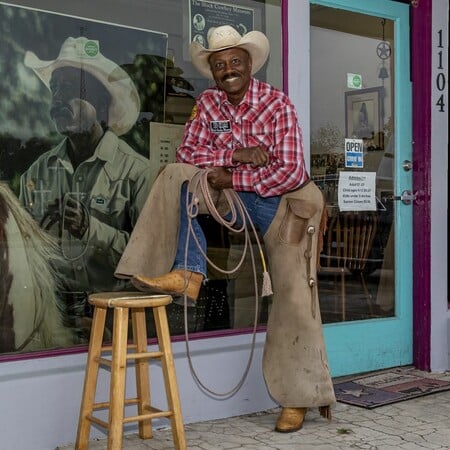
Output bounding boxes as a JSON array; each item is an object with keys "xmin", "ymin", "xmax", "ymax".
[{"xmin": 0, "ymin": 0, "xmax": 282, "ymax": 358}]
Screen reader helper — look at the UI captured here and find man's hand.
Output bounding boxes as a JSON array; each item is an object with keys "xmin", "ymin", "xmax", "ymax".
[
  {"xmin": 207, "ymin": 167, "xmax": 233, "ymax": 190},
  {"xmin": 63, "ymin": 195, "xmax": 88, "ymax": 238},
  {"xmin": 232, "ymin": 146, "xmax": 269, "ymax": 167}
]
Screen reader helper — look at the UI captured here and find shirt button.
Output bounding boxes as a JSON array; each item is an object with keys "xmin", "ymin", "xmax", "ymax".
[
  {"xmin": 77, "ymin": 175, "xmax": 84, "ymax": 182},
  {"xmin": 76, "ymin": 265, "xmax": 83, "ymax": 271}
]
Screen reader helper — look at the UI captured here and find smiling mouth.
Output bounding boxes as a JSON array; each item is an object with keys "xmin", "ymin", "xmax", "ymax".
[{"xmin": 223, "ymin": 75, "xmax": 240, "ymax": 84}]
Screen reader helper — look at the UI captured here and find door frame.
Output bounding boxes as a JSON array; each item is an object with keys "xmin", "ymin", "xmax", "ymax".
[{"xmin": 285, "ymin": 0, "xmax": 415, "ymax": 376}]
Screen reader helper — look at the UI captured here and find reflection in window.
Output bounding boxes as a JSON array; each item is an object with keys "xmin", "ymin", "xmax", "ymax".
[{"xmin": 0, "ymin": 0, "xmax": 281, "ymax": 358}]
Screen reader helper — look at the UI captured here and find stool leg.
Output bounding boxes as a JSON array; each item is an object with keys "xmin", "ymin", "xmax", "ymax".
[
  {"xmin": 131, "ymin": 307, "xmax": 152, "ymax": 439},
  {"xmin": 107, "ymin": 306, "xmax": 129, "ymax": 450},
  {"xmin": 154, "ymin": 305, "xmax": 186, "ymax": 450},
  {"xmin": 76, "ymin": 305, "xmax": 107, "ymax": 450}
]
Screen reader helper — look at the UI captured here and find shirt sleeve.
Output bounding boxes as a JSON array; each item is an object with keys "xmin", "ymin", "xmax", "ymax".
[
  {"xmin": 232, "ymin": 100, "xmax": 309, "ymax": 197},
  {"xmin": 176, "ymin": 101, "xmax": 235, "ymax": 168}
]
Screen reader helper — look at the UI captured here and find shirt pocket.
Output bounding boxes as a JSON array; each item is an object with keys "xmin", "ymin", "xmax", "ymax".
[
  {"xmin": 88, "ymin": 192, "xmax": 127, "ymax": 228},
  {"xmin": 89, "ymin": 195, "xmax": 111, "ymax": 215},
  {"xmin": 242, "ymin": 119, "xmax": 273, "ymax": 148},
  {"xmin": 211, "ymin": 129, "xmax": 234, "ymax": 150}
]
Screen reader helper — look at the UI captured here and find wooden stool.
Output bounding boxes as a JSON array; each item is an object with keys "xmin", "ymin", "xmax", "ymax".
[{"xmin": 75, "ymin": 292, "xmax": 186, "ymax": 450}]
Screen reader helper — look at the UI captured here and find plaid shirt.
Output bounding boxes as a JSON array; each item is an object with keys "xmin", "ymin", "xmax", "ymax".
[{"xmin": 176, "ymin": 78, "xmax": 309, "ymax": 197}]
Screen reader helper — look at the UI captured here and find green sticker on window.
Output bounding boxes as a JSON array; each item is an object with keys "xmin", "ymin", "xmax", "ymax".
[
  {"xmin": 84, "ymin": 40, "xmax": 99, "ymax": 57},
  {"xmin": 347, "ymin": 73, "xmax": 362, "ymax": 89}
]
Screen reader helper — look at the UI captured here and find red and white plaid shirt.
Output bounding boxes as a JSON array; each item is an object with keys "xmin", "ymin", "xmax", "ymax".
[{"xmin": 176, "ymin": 78, "xmax": 309, "ymax": 197}]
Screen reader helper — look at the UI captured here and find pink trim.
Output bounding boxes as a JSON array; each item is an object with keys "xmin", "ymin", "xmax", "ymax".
[
  {"xmin": 281, "ymin": 0, "xmax": 288, "ymax": 94},
  {"xmin": 0, "ymin": 346, "xmax": 88, "ymax": 363},
  {"xmin": 0, "ymin": 327, "xmax": 268, "ymax": 364},
  {"xmin": 412, "ymin": 0, "xmax": 432, "ymax": 371}
]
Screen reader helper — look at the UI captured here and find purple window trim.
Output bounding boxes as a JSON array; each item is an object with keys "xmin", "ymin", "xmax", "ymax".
[
  {"xmin": 411, "ymin": 0, "xmax": 432, "ymax": 371},
  {"xmin": 0, "ymin": 327, "xmax": 269, "ymax": 364},
  {"xmin": 282, "ymin": 0, "xmax": 288, "ymax": 94}
]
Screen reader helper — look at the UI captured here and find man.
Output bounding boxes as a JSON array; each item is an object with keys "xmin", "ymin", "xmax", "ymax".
[
  {"xmin": 116, "ymin": 25, "xmax": 335, "ymax": 432},
  {"xmin": 19, "ymin": 37, "xmax": 151, "ymax": 321}
]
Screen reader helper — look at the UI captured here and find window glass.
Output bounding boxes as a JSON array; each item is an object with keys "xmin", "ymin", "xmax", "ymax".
[
  {"xmin": 0, "ymin": 0, "xmax": 281, "ymax": 358},
  {"xmin": 310, "ymin": 5, "xmax": 396, "ymax": 323}
]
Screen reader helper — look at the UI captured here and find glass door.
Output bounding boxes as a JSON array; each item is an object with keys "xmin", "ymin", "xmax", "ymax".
[{"xmin": 310, "ymin": 0, "xmax": 413, "ymax": 376}]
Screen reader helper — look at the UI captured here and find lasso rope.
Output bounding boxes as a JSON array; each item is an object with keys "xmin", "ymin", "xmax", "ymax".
[{"xmin": 181, "ymin": 169, "xmax": 272, "ymax": 398}]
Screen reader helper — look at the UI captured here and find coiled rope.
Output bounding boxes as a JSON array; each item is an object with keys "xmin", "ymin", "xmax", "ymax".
[{"xmin": 181, "ymin": 169, "xmax": 272, "ymax": 398}]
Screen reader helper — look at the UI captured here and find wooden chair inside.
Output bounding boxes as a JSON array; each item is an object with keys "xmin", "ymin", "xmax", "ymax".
[{"xmin": 319, "ymin": 211, "xmax": 378, "ymax": 321}]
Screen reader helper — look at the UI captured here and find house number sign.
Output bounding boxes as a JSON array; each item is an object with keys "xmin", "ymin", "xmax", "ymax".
[{"xmin": 435, "ymin": 29, "xmax": 447, "ymax": 112}]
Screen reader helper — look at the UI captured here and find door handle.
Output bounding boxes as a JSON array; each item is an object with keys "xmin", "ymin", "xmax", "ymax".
[
  {"xmin": 387, "ymin": 190, "xmax": 416, "ymax": 205},
  {"xmin": 402, "ymin": 160, "xmax": 413, "ymax": 171}
]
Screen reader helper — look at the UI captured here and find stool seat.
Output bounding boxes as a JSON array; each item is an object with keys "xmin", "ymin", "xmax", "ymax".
[
  {"xmin": 89, "ymin": 291, "xmax": 172, "ymax": 308},
  {"xmin": 75, "ymin": 291, "xmax": 186, "ymax": 450}
]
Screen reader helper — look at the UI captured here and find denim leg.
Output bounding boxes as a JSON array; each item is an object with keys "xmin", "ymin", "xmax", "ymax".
[
  {"xmin": 173, "ymin": 188, "xmax": 279, "ymax": 277},
  {"xmin": 234, "ymin": 192, "xmax": 281, "ymax": 236},
  {"xmin": 173, "ymin": 183, "xmax": 207, "ymax": 277}
]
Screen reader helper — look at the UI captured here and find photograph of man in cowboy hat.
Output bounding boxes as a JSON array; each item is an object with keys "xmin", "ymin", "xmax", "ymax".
[
  {"xmin": 19, "ymin": 36, "xmax": 152, "ymax": 332},
  {"xmin": 116, "ymin": 25, "xmax": 336, "ymax": 432}
]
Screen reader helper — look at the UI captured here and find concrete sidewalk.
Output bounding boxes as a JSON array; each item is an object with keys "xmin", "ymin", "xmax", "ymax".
[{"xmin": 59, "ymin": 370, "xmax": 450, "ymax": 450}]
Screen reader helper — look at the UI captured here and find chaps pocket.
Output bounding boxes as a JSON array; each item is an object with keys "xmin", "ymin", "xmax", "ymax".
[{"xmin": 279, "ymin": 198, "xmax": 317, "ymax": 245}]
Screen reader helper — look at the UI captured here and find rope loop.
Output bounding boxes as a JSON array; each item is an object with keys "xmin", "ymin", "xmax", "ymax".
[{"xmin": 182, "ymin": 169, "xmax": 272, "ymax": 398}]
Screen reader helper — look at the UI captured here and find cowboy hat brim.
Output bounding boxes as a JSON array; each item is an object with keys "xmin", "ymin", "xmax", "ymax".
[
  {"xmin": 24, "ymin": 40, "xmax": 140, "ymax": 136},
  {"xmin": 190, "ymin": 30, "xmax": 270, "ymax": 80}
]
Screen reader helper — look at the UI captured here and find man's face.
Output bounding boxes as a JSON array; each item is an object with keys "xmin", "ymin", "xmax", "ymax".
[
  {"xmin": 49, "ymin": 67, "xmax": 109, "ymax": 135},
  {"xmin": 209, "ymin": 47, "xmax": 252, "ymax": 104}
]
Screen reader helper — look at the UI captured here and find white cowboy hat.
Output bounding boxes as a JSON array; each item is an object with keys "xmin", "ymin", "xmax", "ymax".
[
  {"xmin": 190, "ymin": 25, "xmax": 270, "ymax": 80},
  {"xmin": 24, "ymin": 36, "xmax": 140, "ymax": 136}
]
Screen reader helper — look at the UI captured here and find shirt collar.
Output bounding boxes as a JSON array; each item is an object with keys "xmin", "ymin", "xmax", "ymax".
[
  {"xmin": 60, "ymin": 130, "xmax": 117, "ymax": 164},
  {"xmin": 94, "ymin": 130, "xmax": 118, "ymax": 161}
]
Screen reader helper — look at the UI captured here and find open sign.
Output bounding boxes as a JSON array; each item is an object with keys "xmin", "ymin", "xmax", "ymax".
[{"xmin": 345, "ymin": 138, "xmax": 364, "ymax": 168}]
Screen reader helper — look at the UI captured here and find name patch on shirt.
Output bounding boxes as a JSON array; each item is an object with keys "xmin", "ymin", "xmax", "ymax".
[{"xmin": 210, "ymin": 120, "xmax": 231, "ymax": 133}]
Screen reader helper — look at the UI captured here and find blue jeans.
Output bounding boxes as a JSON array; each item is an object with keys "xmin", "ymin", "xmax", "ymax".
[{"xmin": 173, "ymin": 183, "xmax": 281, "ymax": 277}]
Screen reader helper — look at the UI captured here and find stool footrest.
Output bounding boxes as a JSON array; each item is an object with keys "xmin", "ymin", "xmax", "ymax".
[
  {"xmin": 88, "ymin": 406, "xmax": 172, "ymax": 429},
  {"xmin": 97, "ymin": 357, "xmax": 113, "ymax": 367},
  {"xmin": 126, "ymin": 351, "xmax": 163, "ymax": 360},
  {"xmin": 88, "ymin": 415, "xmax": 108, "ymax": 429},
  {"xmin": 123, "ymin": 407, "xmax": 173, "ymax": 424},
  {"xmin": 97, "ymin": 351, "xmax": 164, "ymax": 368}
]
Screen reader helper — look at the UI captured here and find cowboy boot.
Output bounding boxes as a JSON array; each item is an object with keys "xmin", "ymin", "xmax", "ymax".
[
  {"xmin": 275, "ymin": 407, "xmax": 308, "ymax": 433},
  {"xmin": 132, "ymin": 269, "xmax": 203, "ymax": 306}
]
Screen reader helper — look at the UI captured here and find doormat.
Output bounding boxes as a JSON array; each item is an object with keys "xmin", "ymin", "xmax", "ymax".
[{"xmin": 333, "ymin": 367, "xmax": 450, "ymax": 409}]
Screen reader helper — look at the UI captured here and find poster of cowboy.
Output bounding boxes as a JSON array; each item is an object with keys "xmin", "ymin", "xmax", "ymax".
[
  {"xmin": 0, "ymin": 2, "xmax": 168, "ymax": 355},
  {"xmin": 189, "ymin": 0, "xmax": 255, "ymax": 46}
]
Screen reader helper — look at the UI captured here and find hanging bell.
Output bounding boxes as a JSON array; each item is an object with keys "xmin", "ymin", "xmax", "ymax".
[{"xmin": 378, "ymin": 66, "xmax": 389, "ymax": 79}]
